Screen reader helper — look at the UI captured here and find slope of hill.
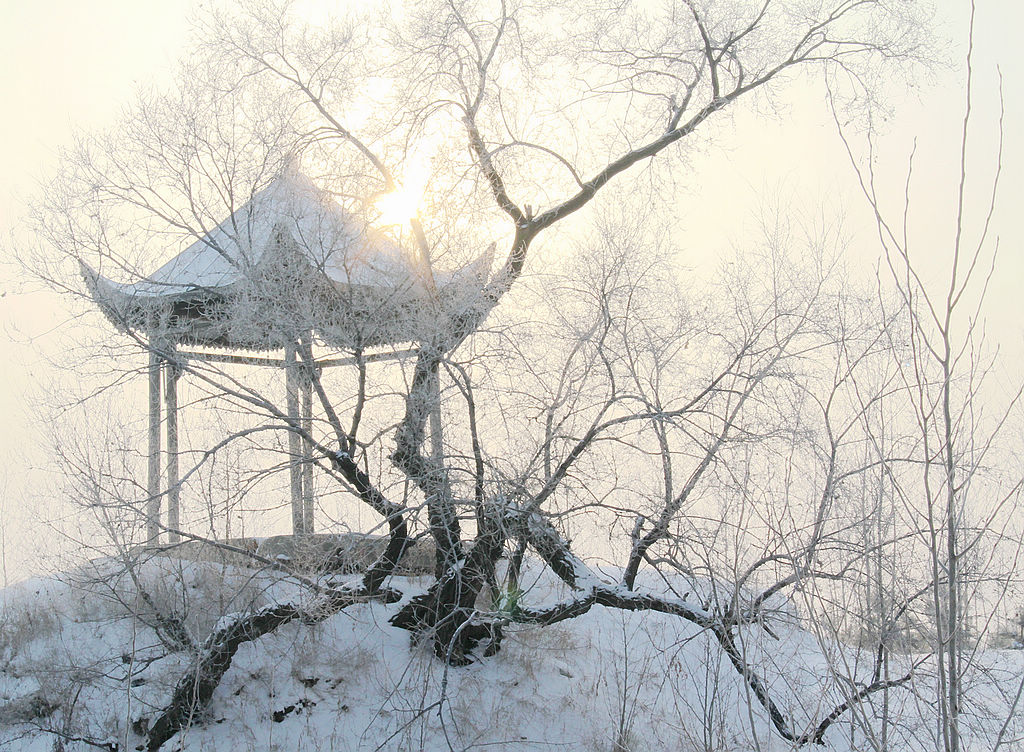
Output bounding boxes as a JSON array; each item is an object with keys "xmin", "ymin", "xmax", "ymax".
[{"xmin": 2, "ymin": 555, "xmax": 1022, "ymax": 751}]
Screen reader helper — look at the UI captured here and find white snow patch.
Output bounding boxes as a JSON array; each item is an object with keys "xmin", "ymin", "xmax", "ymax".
[{"xmin": 1, "ymin": 557, "xmax": 1022, "ymax": 751}]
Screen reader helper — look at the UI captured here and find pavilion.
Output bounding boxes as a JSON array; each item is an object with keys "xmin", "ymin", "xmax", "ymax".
[{"xmin": 81, "ymin": 166, "xmax": 491, "ymax": 542}]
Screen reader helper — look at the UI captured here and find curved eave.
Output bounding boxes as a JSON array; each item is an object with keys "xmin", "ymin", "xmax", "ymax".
[
  {"xmin": 81, "ymin": 259, "xmax": 227, "ymax": 332},
  {"xmin": 79, "ymin": 239, "xmax": 493, "ymax": 353},
  {"xmin": 81, "ymin": 266, "xmax": 475, "ymax": 352}
]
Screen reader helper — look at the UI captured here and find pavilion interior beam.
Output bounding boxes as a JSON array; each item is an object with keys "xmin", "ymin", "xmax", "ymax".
[
  {"xmin": 176, "ymin": 348, "xmax": 417, "ymax": 369},
  {"xmin": 179, "ymin": 351, "xmax": 290, "ymax": 368},
  {"xmin": 316, "ymin": 349, "xmax": 417, "ymax": 368}
]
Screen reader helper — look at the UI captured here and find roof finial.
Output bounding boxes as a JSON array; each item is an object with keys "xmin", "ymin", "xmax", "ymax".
[{"xmin": 281, "ymin": 150, "xmax": 302, "ymax": 183}]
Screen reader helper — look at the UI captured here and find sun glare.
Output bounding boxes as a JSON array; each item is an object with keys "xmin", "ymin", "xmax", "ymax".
[
  {"xmin": 375, "ymin": 183, "xmax": 423, "ymax": 226},
  {"xmin": 374, "ymin": 150, "xmax": 433, "ymax": 227}
]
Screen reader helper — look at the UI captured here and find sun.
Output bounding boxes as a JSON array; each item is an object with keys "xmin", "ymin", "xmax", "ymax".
[
  {"xmin": 375, "ymin": 157, "xmax": 431, "ymax": 227},
  {"xmin": 375, "ymin": 183, "xmax": 423, "ymax": 226}
]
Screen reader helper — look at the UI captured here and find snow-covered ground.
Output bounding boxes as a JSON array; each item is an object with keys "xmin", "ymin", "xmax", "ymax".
[{"xmin": 2, "ymin": 556, "xmax": 1022, "ymax": 751}]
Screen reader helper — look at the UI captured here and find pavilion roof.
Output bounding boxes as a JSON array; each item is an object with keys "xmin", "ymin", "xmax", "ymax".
[{"xmin": 81, "ymin": 168, "xmax": 492, "ymax": 351}]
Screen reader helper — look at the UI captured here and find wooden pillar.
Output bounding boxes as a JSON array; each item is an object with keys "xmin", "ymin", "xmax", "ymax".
[
  {"xmin": 301, "ymin": 364, "xmax": 314, "ymax": 535},
  {"xmin": 147, "ymin": 350, "xmax": 162, "ymax": 543},
  {"xmin": 285, "ymin": 341, "xmax": 304, "ymax": 536},
  {"xmin": 164, "ymin": 355, "xmax": 180, "ymax": 543}
]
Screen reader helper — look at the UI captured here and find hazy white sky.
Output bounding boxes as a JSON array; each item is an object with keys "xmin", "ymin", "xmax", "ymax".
[{"xmin": 0, "ymin": 0, "xmax": 1021, "ymax": 583}]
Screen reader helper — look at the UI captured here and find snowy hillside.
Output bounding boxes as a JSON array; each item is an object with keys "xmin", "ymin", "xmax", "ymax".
[{"xmin": 2, "ymin": 555, "xmax": 1023, "ymax": 752}]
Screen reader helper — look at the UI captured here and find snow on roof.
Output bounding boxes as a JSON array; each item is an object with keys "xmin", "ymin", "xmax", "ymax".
[
  {"xmin": 98, "ymin": 167, "xmax": 420, "ymax": 297},
  {"xmin": 81, "ymin": 167, "xmax": 493, "ymax": 350}
]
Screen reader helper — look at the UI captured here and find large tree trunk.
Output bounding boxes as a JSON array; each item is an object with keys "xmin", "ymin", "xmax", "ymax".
[
  {"xmin": 389, "ymin": 506, "xmax": 506, "ymax": 663},
  {"xmin": 392, "ymin": 349, "xmax": 463, "ymax": 575}
]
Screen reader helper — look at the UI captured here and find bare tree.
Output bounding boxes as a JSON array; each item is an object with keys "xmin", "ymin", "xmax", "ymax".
[
  {"xmin": 830, "ymin": 4, "xmax": 1024, "ymax": 750},
  {"xmin": 19, "ymin": 1, "xmax": 947, "ymax": 749}
]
